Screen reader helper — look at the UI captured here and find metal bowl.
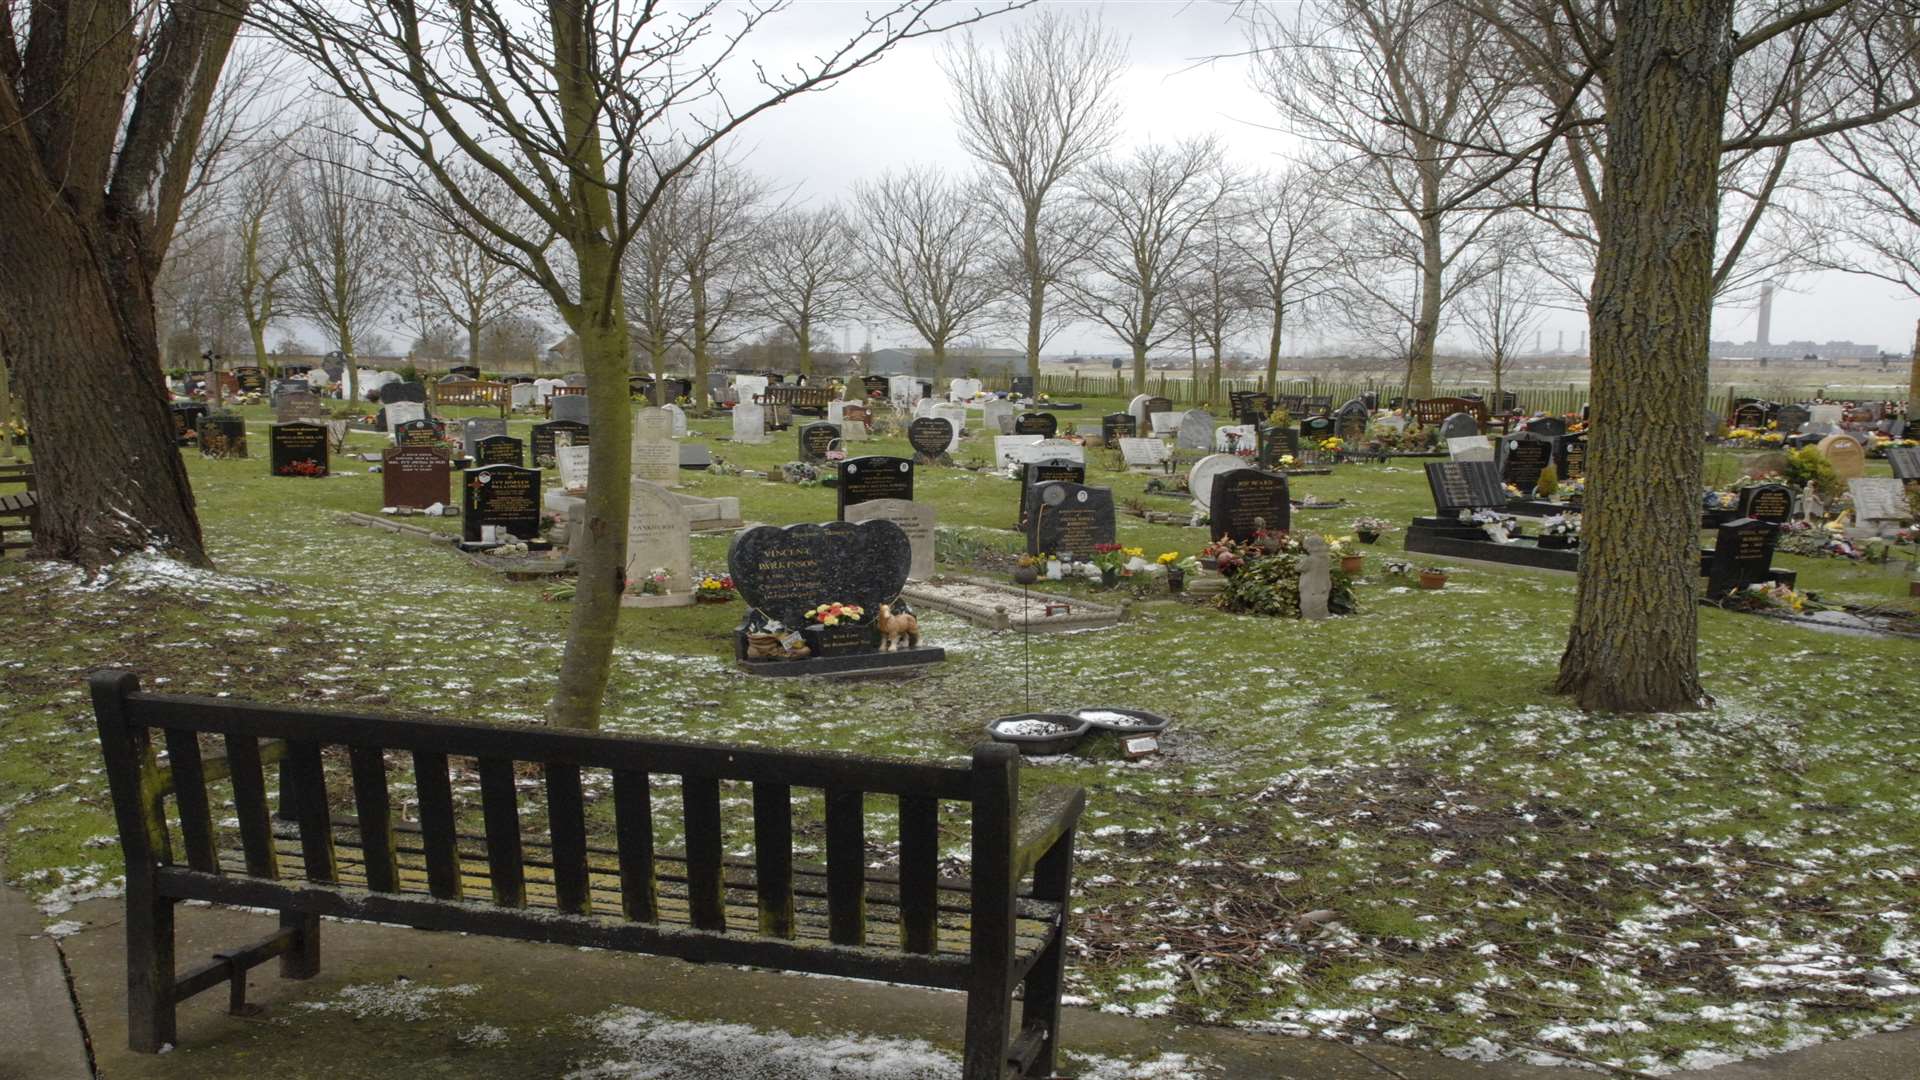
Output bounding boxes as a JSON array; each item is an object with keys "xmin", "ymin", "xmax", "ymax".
[
  {"xmin": 1070, "ymin": 707, "xmax": 1171, "ymax": 735},
  {"xmin": 985, "ymin": 713, "xmax": 1090, "ymax": 756}
]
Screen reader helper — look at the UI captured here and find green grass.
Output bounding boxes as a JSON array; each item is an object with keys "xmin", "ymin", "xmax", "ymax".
[{"xmin": 1, "ymin": 397, "xmax": 1917, "ymax": 1074}]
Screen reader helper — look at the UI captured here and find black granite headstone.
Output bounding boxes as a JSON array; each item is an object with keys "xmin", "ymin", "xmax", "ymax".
[
  {"xmin": 382, "ymin": 380, "xmax": 428, "ymax": 406},
  {"xmin": 1736, "ymin": 483, "xmax": 1793, "ymax": 524},
  {"xmin": 461, "ymin": 464, "xmax": 541, "ymax": 542},
  {"xmin": 1020, "ymin": 460, "xmax": 1086, "ymax": 519},
  {"xmin": 170, "ymin": 402, "xmax": 208, "ymax": 446},
  {"xmin": 1299, "ymin": 416, "xmax": 1333, "ymax": 442},
  {"xmin": 197, "ymin": 414, "xmax": 248, "ymax": 458},
  {"xmin": 1523, "ymin": 415, "xmax": 1568, "ymax": 439},
  {"xmin": 679, "ymin": 443, "xmax": 713, "ymax": 470},
  {"xmin": 908, "ymin": 417, "xmax": 954, "ymax": 460},
  {"xmin": 861, "ymin": 375, "xmax": 890, "ymax": 399},
  {"xmin": 1424, "ymin": 460, "xmax": 1506, "ymax": 513},
  {"xmin": 1210, "ymin": 470, "xmax": 1290, "ymax": 542},
  {"xmin": 393, "ymin": 419, "xmax": 442, "ymax": 447},
  {"xmin": 1144, "ymin": 396, "xmax": 1173, "ymax": 418},
  {"xmin": 1014, "ymin": 412, "xmax": 1057, "ymax": 437},
  {"xmin": 1335, "ymin": 399, "xmax": 1370, "ymax": 441},
  {"xmin": 1555, "ymin": 433, "xmax": 1587, "ymax": 480},
  {"xmin": 1705, "ymin": 518, "xmax": 1779, "ymax": 597},
  {"xmin": 1010, "ymin": 376, "xmax": 1035, "ymax": 399},
  {"xmin": 1102, "ymin": 412, "xmax": 1137, "ymax": 444},
  {"xmin": 727, "ymin": 520, "xmax": 913, "ymax": 629},
  {"xmin": 1258, "ymin": 425, "xmax": 1300, "ymax": 467},
  {"xmin": 1437, "ymin": 412, "xmax": 1480, "ymax": 441},
  {"xmin": 531, "ymin": 420, "xmax": 589, "ymax": 464},
  {"xmin": 1023, "ymin": 482, "xmax": 1116, "ymax": 559},
  {"xmin": 449, "ymin": 364, "xmax": 482, "ymax": 380},
  {"xmin": 1731, "ymin": 400, "xmax": 1773, "ymax": 429},
  {"xmin": 269, "ymin": 421, "xmax": 329, "ymax": 477},
  {"xmin": 1774, "ymin": 403, "xmax": 1810, "ymax": 433},
  {"xmin": 1500, "ymin": 431, "xmax": 1556, "ymax": 492},
  {"xmin": 474, "ymin": 435, "xmax": 524, "ymax": 467},
  {"xmin": 837, "ymin": 455, "xmax": 914, "ymax": 519},
  {"xmin": 798, "ymin": 421, "xmax": 840, "ymax": 463},
  {"xmin": 232, "ymin": 366, "xmax": 267, "ymax": 394}
]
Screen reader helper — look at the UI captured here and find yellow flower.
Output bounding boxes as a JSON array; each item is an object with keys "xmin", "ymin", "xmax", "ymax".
[
  {"xmin": 1156, "ymin": 551, "xmax": 1180, "ymax": 565},
  {"xmin": 1123, "ymin": 546, "xmax": 1144, "ymax": 558}
]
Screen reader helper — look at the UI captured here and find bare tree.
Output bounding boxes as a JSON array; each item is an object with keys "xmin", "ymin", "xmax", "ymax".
[
  {"xmin": 285, "ymin": 126, "xmax": 399, "ymax": 403},
  {"xmin": 258, "ymin": 0, "xmax": 1024, "ymax": 733},
  {"xmin": 677, "ymin": 160, "xmax": 771, "ymax": 409},
  {"xmin": 398, "ymin": 163, "xmax": 548, "ymax": 368},
  {"xmin": 624, "ymin": 177, "xmax": 687, "ymax": 381},
  {"xmin": 1250, "ymin": 0, "xmax": 1516, "ymax": 399},
  {"xmin": 1233, "ymin": 164, "xmax": 1343, "ymax": 395},
  {"xmin": 1456, "ymin": 251, "xmax": 1546, "ymax": 405},
  {"xmin": 945, "ymin": 7, "xmax": 1126, "ymax": 382},
  {"xmin": 229, "ymin": 144, "xmax": 298, "ymax": 384},
  {"xmin": 1066, "ymin": 139, "xmax": 1230, "ymax": 395},
  {"xmin": 851, "ymin": 168, "xmax": 1006, "ymax": 382},
  {"xmin": 747, "ymin": 205, "xmax": 860, "ymax": 379},
  {"xmin": 1816, "ymin": 111, "xmax": 1920, "ymax": 404},
  {"xmin": 0, "ymin": 2, "xmax": 248, "ymax": 566}
]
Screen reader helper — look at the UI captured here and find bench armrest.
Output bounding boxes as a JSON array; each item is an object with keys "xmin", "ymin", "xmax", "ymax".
[{"xmin": 1012, "ymin": 783, "xmax": 1086, "ymax": 883}]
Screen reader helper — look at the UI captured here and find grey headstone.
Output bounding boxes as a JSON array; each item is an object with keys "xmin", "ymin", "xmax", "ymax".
[
  {"xmin": 843, "ymin": 498, "xmax": 936, "ymax": 580},
  {"xmin": 1177, "ymin": 410, "xmax": 1214, "ymax": 451},
  {"xmin": 1298, "ymin": 535, "xmax": 1332, "ymax": 621},
  {"xmin": 1438, "ymin": 412, "xmax": 1480, "ymax": 441},
  {"xmin": 550, "ymin": 395, "xmax": 591, "ymax": 424},
  {"xmin": 623, "ymin": 480, "xmax": 692, "ymax": 602}
]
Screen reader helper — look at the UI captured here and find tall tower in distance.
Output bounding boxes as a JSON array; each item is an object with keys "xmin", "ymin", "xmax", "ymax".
[{"xmin": 1757, "ymin": 283, "xmax": 1775, "ymax": 347}]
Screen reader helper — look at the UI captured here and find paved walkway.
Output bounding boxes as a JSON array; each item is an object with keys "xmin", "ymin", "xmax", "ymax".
[{"xmin": 6, "ymin": 887, "xmax": 1916, "ymax": 1078}]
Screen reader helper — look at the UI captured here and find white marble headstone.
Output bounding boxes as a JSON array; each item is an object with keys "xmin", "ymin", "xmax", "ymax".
[
  {"xmin": 981, "ymin": 400, "xmax": 1016, "ymax": 435},
  {"xmin": 383, "ymin": 401, "xmax": 426, "ymax": 435},
  {"xmin": 889, "ymin": 375, "xmax": 920, "ymax": 407},
  {"xmin": 1127, "ymin": 394, "xmax": 1152, "ymax": 432},
  {"xmin": 557, "ymin": 445, "xmax": 592, "ymax": 492},
  {"xmin": 948, "ymin": 378, "xmax": 983, "ymax": 402},
  {"xmin": 1448, "ymin": 436, "xmax": 1495, "ymax": 463},
  {"xmin": 1188, "ymin": 453, "xmax": 1252, "ymax": 512},
  {"xmin": 732, "ymin": 374, "xmax": 768, "ymax": 404},
  {"xmin": 510, "ymin": 383, "xmax": 538, "ymax": 410},
  {"xmin": 663, "ymin": 403, "xmax": 687, "ymax": 438},
  {"xmin": 1177, "ymin": 410, "xmax": 1213, "ymax": 451},
  {"xmin": 1214, "ymin": 424, "xmax": 1257, "ymax": 452},
  {"xmin": 732, "ymin": 401, "xmax": 768, "ymax": 444},
  {"xmin": 1024, "ymin": 438, "xmax": 1084, "ymax": 465},
  {"xmin": 622, "ymin": 479, "xmax": 692, "ymax": 606},
  {"xmin": 1120, "ymin": 437, "xmax": 1170, "ymax": 469},
  {"xmin": 994, "ymin": 435, "xmax": 1044, "ymax": 469},
  {"xmin": 632, "ymin": 407, "xmax": 678, "ymax": 486},
  {"xmin": 1150, "ymin": 411, "xmax": 1182, "ymax": 437},
  {"xmin": 1850, "ymin": 477, "xmax": 1912, "ymax": 526}
]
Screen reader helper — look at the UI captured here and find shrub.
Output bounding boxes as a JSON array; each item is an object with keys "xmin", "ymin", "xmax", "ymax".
[{"xmin": 1782, "ymin": 446, "xmax": 1843, "ymax": 499}]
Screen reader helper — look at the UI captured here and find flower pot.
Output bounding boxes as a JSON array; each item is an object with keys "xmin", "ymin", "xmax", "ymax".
[
  {"xmin": 1340, "ymin": 555, "xmax": 1363, "ymax": 574},
  {"xmin": 1100, "ymin": 568, "xmax": 1119, "ymax": 589},
  {"xmin": 1419, "ymin": 571, "xmax": 1448, "ymax": 590},
  {"xmin": 1166, "ymin": 567, "xmax": 1185, "ymax": 593},
  {"xmin": 985, "ymin": 713, "xmax": 1091, "ymax": 756},
  {"xmin": 1013, "ymin": 565, "xmax": 1040, "ymax": 586},
  {"xmin": 1356, "ymin": 530, "xmax": 1380, "ymax": 545},
  {"xmin": 1910, "ymin": 579, "xmax": 1920, "ymax": 598}
]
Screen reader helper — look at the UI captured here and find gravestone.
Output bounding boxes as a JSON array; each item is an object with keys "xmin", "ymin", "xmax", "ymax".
[
  {"xmin": 1015, "ymin": 412, "xmax": 1057, "ymax": 437},
  {"xmin": 1850, "ymin": 478, "xmax": 1912, "ymax": 530},
  {"xmin": 171, "ymin": 403, "xmax": 208, "ymax": 445},
  {"xmin": 623, "ymin": 480, "xmax": 693, "ymax": 607},
  {"xmin": 196, "ymin": 415, "xmax": 248, "ymax": 458},
  {"xmin": 1448, "ymin": 436, "xmax": 1495, "ymax": 463},
  {"xmin": 1024, "ymin": 438, "xmax": 1085, "ymax": 465},
  {"xmin": 837, "ymin": 455, "xmax": 915, "ymax": 519},
  {"xmin": 1889, "ymin": 445, "xmax": 1920, "ymax": 481},
  {"xmin": 1237, "ymin": 392, "xmax": 1273, "ymax": 425},
  {"xmin": 908, "ymin": 417, "xmax": 955, "ymax": 463},
  {"xmin": 663, "ymin": 403, "xmax": 688, "ymax": 438},
  {"xmin": 732, "ymin": 401, "xmax": 769, "ymax": 444},
  {"xmin": 1298, "ymin": 535, "xmax": 1332, "ymax": 621},
  {"xmin": 1149, "ymin": 411, "xmax": 1182, "ymax": 437},
  {"xmin": 1438, "ymin": 412, "xmax": 1480, "ymax": 441},
  {"xmin": 797, "ymin": 421, "xmax": 841, "ymax": 464},
  {"xmin": 1020, "ymin": 459, "xmax": 1086, "ymax": 517},
  {"xmin": 1334, "ymin": 400, "xmax": 1370, "ymax": 442},
  {"xmin": 841, "ymin": 404, "xmax": 870, "ymax": 439},
  {"xmin": 1209, "ymin": 469, "xmax": 1290, "ymax": 542},
  {"xmin": 383, "ymin": 380, "xmax": 428, "ymax": 406},
  {"xmin": 462, "ymin": 418, "xmax": 508, "ymax": 457},
  {"xmin": 993, "ymin": 435, "xmax": 1044, "ymax": 469},
  {"xmin": 1500, "ymin": 432, "xmax": 1557, "ymax": 493},
  {"xmin": 1816, "ymin": 432, "xmax": 1867, "ymax": 480},
  {"xmin": 982, "ymin": 400, "xmax": 1015, "ymax": 435},
  {"xmin": 474, "ymin": 434, "xmax": 524, "ymax": 467},
  {"xmin": 510, "ymin": 383, "xmax": 539, "ymax": 411},
  {"xmin": 1704, "ymin": 518, "xmax": 1779, "ymax": 597},
  {"xmin": 233, "ymin": 366, "xmax": 267, "ymax": 394},
  {"xmin": 632, "ymin": 407, "xmax": 678, "ymax": 485},
  {"xmin": 1736, "ymin": 482, "xmax": 1793, "ymax": 524},
  {"xmin": 860, "ymin": 375, "xmax": 890, "ymax": 399},
  {"xmin": 679, "ymin": 444, "xmax": 712, "ymax": 470},
  {"xmin": 843, "ymin": 499, "xmax": 936, "ymax": 580},
  {"xmin": 1809, "ymin": 403, "xmax": 1845, "ymax": 429},
  {"xmin": 931, "ymin": 403, "xmax": 967, "ymax": 437},
  {"xmin": 1258, "ymin": 425, "xmax": 1301, "ymax": 468},
  {"xmin": 1023, "ymin": 482, "xmax": 1116, "ymax": 559},
  {"xmin": 727, "ymin": 520, "xmax": 914, "ymax": 630},
  {"xmin": 550, "ymin": 394, "xmax": 591, "ymax": 424},
  {"xmin": 1127, "ymin": 394, "xmax": 1152, "ymax": 431},
  {"xmin": 1425, "ymin": 460, "xmax": 1507, "ymax": 514},
  {"xmin": 888, "ymin": 375, "xmax": 919, "ymax": 407},
  {"xmin": 1213, "ymin": 424, "xmax": 1257, "ymax": 453},
  {"xmin": 1704, "ymin": 406, "xmax": 1724, "ymax": 437},
  {"xmin": 393, "ymin": 418, "xmax": 441, "ymax": 448},
  {"xmin": 1102, "ymin": 412, "xmax": 1137, "ymax": 445},
  {"xmin": 275, "ymin": 391, "xmax": 326, "ymax": 422},
  {"xmin": 1556, "ymin": 433, "xmax": 1588, "ymax": 480},
  {"xmin": 1010, "ymin": 376, "xmax": 1035, "ymax": 399},
  {"xmin": 1731, "ymin": 400, "xmax": 1772, "ymax": 429},
  {"xmin": 462, "ymin": 464, "xmax": 541, "ymax": 543},
  {"xmin": 1144, "ymin": 396, "xmax": 1173, "ymax": 420},
  {"xmin": 1176, "ymin": 410, "xmax": 1213, "ymax": 451},
  {"xmin": 1774, "ymin": 403, "xmax": 1811, "ymax": 434},
  {"xmin": 532, "ymin": 420, "xmax": 589, "ymax": 465},
  {"xmin": 1188, "ymin": 453, "xmax": 1251, "ymax": 512},
  {"xmin": 733, "ymin": 374, "xmax": 769, "ymax": 404},
  {"xmin": 382, "ymin": 400, "xmax": 426, "ymax": 433},
  {"xmin": 1119, "ymin": 437, "xmax": 1169, "ymax": 470},
  {"xmin": 382, "ymin": 446, "xmax": 450, "ymax": 509},
  {"xmin": 1524, "ymin": 415, "xmax": 1569, "ymax": 439},
  {"xmin": 449, "ymin": 364, "xmax": 481, "ymax": 380},
  {"xmin": 1298, "ymin": 416, "xmax": 1333, "ymax": 444},
  {"xmin": 269, "ymin": 421, "xmax": 329, "ymax": 477},
  {"xmin": 557, "ymin": 445, "xmax": 592, "ymax": 492},
  {"xmin": 949, "ymin": 377, "xmax": 982, "ymax": 401}
]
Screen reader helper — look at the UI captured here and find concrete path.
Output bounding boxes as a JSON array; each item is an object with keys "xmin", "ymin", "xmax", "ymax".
[{"xmin": 9, "ymin": 888, "xmax": 1917, "ymax": 1078}]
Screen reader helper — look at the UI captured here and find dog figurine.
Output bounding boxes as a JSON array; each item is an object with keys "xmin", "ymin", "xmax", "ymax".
[{"xmin": 874, "ymin": 603, "xmax": 920, "ymax": 652}]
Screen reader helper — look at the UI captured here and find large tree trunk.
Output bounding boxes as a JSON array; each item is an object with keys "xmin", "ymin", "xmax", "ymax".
[
  {"xmin": 797, "ymin": 321, "xmax": 812, "ymax": 379},
  {"xmin": 1131, "ymin": 342, "xmax": 1148, "ymax": 397},
  {"xmin": 0, "ymin": 197, "xmax": 208, "ymax": 566},
  {"xmin": 248, "ymin": 313, "xmax": 270, "ymax": 367},
  {"xmin": 1408, "ymin": 218, "xmax": 1442, "ymax": 400},
  {"xmin": 1555, "ymin": 0, "xmax": 1731, "ymax": 713},
  {"xmin": 1023, "ymin": 214, "xmax": 1044, "ymax": 384}
]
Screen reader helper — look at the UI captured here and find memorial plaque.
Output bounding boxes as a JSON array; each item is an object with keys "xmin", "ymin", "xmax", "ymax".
[
  {"xmin": 1210, "ymin": 470, "xmax": 1290, "ymax": 543},
  {"xmin": 474, "ymin": 434, "xmax": 524, "ymax": 467},
  {"xmin": 843, "ymin": 499, "xmax": 936, "ymax": 580},
  {"xmin": 1424, "ymin": 460, "xmax": 1506, "ymax": 513},
  {"xmin": 798, "ymin": 421, "xmax": 841, "ymax": 463},
  {"xmin": 393, "ymin": 418, "xmax": 442, "ymax": 447},
  {"xmin": 1102, "ymin": 412, "xmax": 1137, "ymax": 444},
  {"xmin": 1850, "ymin": 477, "xmax": 1912, "ymax": 525},
  {"xmin": 462, "ymin": 464, "xmax": 541, "ymax": 542},
  {"xmin": 727, "ymin": 520, "xmax": 913, "ymax": 629},
  {"xmin": 1500, "ymin": 432, "xmax": 1556, "ymax": 492},
  {"xmin": 532, "ymin": 419, "xmax": 589, "ymax": 464},
  {"xmin": 1024, "ymin": 482, "xmax": 1116, "ymax": 559},
  {"xmin": 382, "ymin": 446, "xmax": 450, "ymax": 509},
  {"xmin": 1705, "ymin": 518, "xmax": 1778, "ymax": 597},
  {"xmin": 1014, "ymin": 412, "xmax": 1057, "ymax": 437},
  {"xmin": 1736, "ymin": 482, "xmax": 1793, "ymax": 524},
  {"xmin": 269, "ymin": 421, "xmax": 329, "ymax": 477},
  {"xmin": 1890, "ymin": 445, "xmax": 1920, "ymax": 481},
  {"xmin": 908, "ymin": 417, "xmax": 955, "ymax": 460},
  {"xmin": 993, "ymin": 435, "xmax": 1044, "ymax": 469},
  {"xmin": 837, "ymin": 455, "xmax": 915, "ymax": 518},
  {"xmin": 275, "ymin": 392, "xmax": 326, "ymax": 422},
  {"xmin": 1119, "ymin": 437, "xmax": 1169, "ymax": 470}
]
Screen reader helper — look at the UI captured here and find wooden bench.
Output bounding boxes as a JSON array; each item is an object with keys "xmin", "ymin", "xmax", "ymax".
[
  {"xmin": 430, "ymin": 379, "xmax": 511, "ymax": 417},
  {"xmin": 1412, "ymin": 396, "xmax": 1490, "ymax": 430},
  {"xmin": 760, "ymin": 384, "xmax": 834, "ymax": 416},
  {"xmin": 0, "ymin": 462, "xmax": 35, "ymax": 554},
  {"xmin": 546, "ymin": 384, "xmax": 588, "ymax": 415},
  {"xmin": 91, "ymin": 671, "xmax": 1086, "ymax": 1078}
]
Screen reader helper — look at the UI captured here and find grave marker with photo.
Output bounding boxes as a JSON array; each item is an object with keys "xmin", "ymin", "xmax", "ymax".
[
  {"xmin": 462, "ymin": 464, "xmax": 542, "ymax": 543},
  {"xmin": 1015, "ymin": 412, "xmax": 1057, "ymax": 437},
  {"xmin": 531, "ymin": 419, "xmax": 589, "ymax": 465},
  {"xmin": 1500, "ymin": 431, "xmax": 1556, "ymax": 493},
  {"xmin": 837, "ymin": 455, "xmax": 915, "ymax": 519},
  {"xmin": 1023, "ymin": 481, "xmax": 1116, "ymax": 559}
]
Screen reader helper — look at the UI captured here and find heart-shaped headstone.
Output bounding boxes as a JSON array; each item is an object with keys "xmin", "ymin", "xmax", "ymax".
[{"xmin": 727, "ymin": 520, "xmax": 913, "ymax": 629}]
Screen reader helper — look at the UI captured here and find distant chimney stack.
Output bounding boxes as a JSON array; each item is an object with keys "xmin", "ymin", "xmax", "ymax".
[
  {"xmin": 1557, "ymin": 330, "xmax": 1565, "ymax": 352},
  {"xmin": 1757, "ymin": 283, "xmax": 1775, "ymax": 346}
]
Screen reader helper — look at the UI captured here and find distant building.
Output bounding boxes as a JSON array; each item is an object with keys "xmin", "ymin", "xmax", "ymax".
[
  {"xmin": 866, "ymin": 347, "xmax": 1026, "ymax": 378},
  {"xmin": 1708, "ymin": 339, "xmax": 1882, "ymax": 361}
]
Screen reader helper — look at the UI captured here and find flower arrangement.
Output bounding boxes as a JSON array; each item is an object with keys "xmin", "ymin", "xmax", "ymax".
[
  {"xmin": 1276, "ymin": 454, "xmax": 1296, "ymax": 468},
  {"xmin": 1540, "ymin": 513, "xmax": 1582, "ymax": 537},
  {"xmin": 1322, "ymin": 534, "xmax": 1354, "ymax": 557},
  {"xmin": 1318, "ymin": 436, "xmax": 1344, "ymax": 453},
  {"xmin": 1090, "ymin": 543, "xmax": 1142, "ymax": 574},
  {"xmin": 634, "ymin": 568, "xmax": 672, "ymax": 596},
  {"xmin": 1503, "ymin": 482, "xmax": 1524, "ymax": 499},
  {"xmin": 694, "ymin": 573, "xmax": 736, "ymax": 601},
  {"xmin": 2, "ymin": 417, "xmax": 25, "ymax": 441},
  {"xmin": 804, "ymin": 602, "xmax": 865, "ymax": 626},
  {"xmin": 276, "ymin": 460, "xmax": 327, "ymax": 477},
  {"xmin": 1741, "ymin": 581, "xmax": 1812, "ymax": 612},
  {"xmin": 1470, "ymin": 508, "xmax": 1520, "ymax": 542}
]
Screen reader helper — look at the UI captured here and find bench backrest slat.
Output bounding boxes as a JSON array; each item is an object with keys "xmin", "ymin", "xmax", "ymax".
[
  {"xmin": 681, "ymin": 776, "xmax": 727, "ymax": 931},
  {"xmin": 612, "ymin": 769, "xmax": 657, "ymax": 921},
  {"xmin": 286, "ymin": 741, "xmax": 338, "ymax": 883},
  {"xmin": 897, "ymin": 795, "xmax": 941, "ymax": 955},
  {"xmin": 825, "ymin": 787, "xmax": 867, "ymax": 946},
  {"xmin": 545, "ymin": 764, "xmax": 591, "ymax": 916},
  {"xmin": 752, "ymin": 783, "xmax": 795, "ymax": 938},
  {"xmin": 477, "ymin": 757, "xmax": 526, "ymax": 907},
  {"xmin": 412, "ymin": 751, "xmax": 464, "ymax": 900},
  {"xmin": 162, "ymin": 729, "xmax": 219, "ymax": 874},
  {"xmin": 348, "ymin": 747, "xmax": 400, "ymax": 893},
  {"xmin": 225, "ymin": 735, "xmax": 279, "ymax": 878}
]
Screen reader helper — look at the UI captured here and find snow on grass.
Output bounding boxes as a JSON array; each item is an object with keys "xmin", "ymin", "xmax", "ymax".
[{"xmin": 296, "ymin": 979, "xmax": 479, "ymax": 1021}]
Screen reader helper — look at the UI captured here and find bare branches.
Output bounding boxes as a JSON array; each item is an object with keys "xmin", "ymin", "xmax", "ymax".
[
  {"xmin": 851, "ymin": 166, "xmax": 1005, "ymax": 371},
  {"xmin": 745, "ymin": 204, "xmax": 860, "ymax": 377}
]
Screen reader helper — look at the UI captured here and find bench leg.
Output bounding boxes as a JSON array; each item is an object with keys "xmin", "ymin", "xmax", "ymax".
[
  {"xmin": 279, "ymin": 911, "xmax": 320, "ymax": 979},
  {"xmin": 1019, "ymin": 830, "xmax": 1077, "ymax": 1078},
  {"xmin": 127, "ymin": 890, "xmax": 177, "ymax": 1052},
  {"xmin": 962, "ymin": 980, "xmax": 1013, "ymax": 1080}
]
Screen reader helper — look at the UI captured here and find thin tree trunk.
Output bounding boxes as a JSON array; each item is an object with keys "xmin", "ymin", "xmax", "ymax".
[
  {"xmin": 1266, "ymin": 304, "xmax": 1284, "ymax": 396},
  {"xmin": 338, "ymin": 320, "xmax": 359, "ymax": 404},
  {"xmin": 1209, "ymin": 346, "xmax": 1223, "ymax": 406},
  {"xmin": 932, "ymin": 340, "xmax": 948, "ymax": 384},
  {"xmin": 1131, "ymin": 342, "xmax": 1148, "ymax": 397},
  {"xmin": 1555, "ymin": 0, "xmax": 1730, "ymax": 713},
  {"xmin": 1409, "ymin": 219, "xmax": 1442, "ymax": 399},
  {"xmin": 210, "ymin": 352, "xmax": 225, "ymax": 407},
  {"xmin": 690, "ymin": 273, "xmax": 711, "ymax": 413},
  {"xmin": 798, "ymin": 321, "xmax": 812, "ymax": 379},
  {"xmin": 0, "ymin": 359, "xmax": 14, "ymax": 461},
  {"xmin": 0, "ymin": 206, "xmax": 208, "ymax": 566},
  {"xmin": 1908, "ymin": 317, "xmax": 1918, "ymax": 409},
  {"xmin": 1023, "ymin": 213, "xmax": 1044, "ymax": 383}
]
